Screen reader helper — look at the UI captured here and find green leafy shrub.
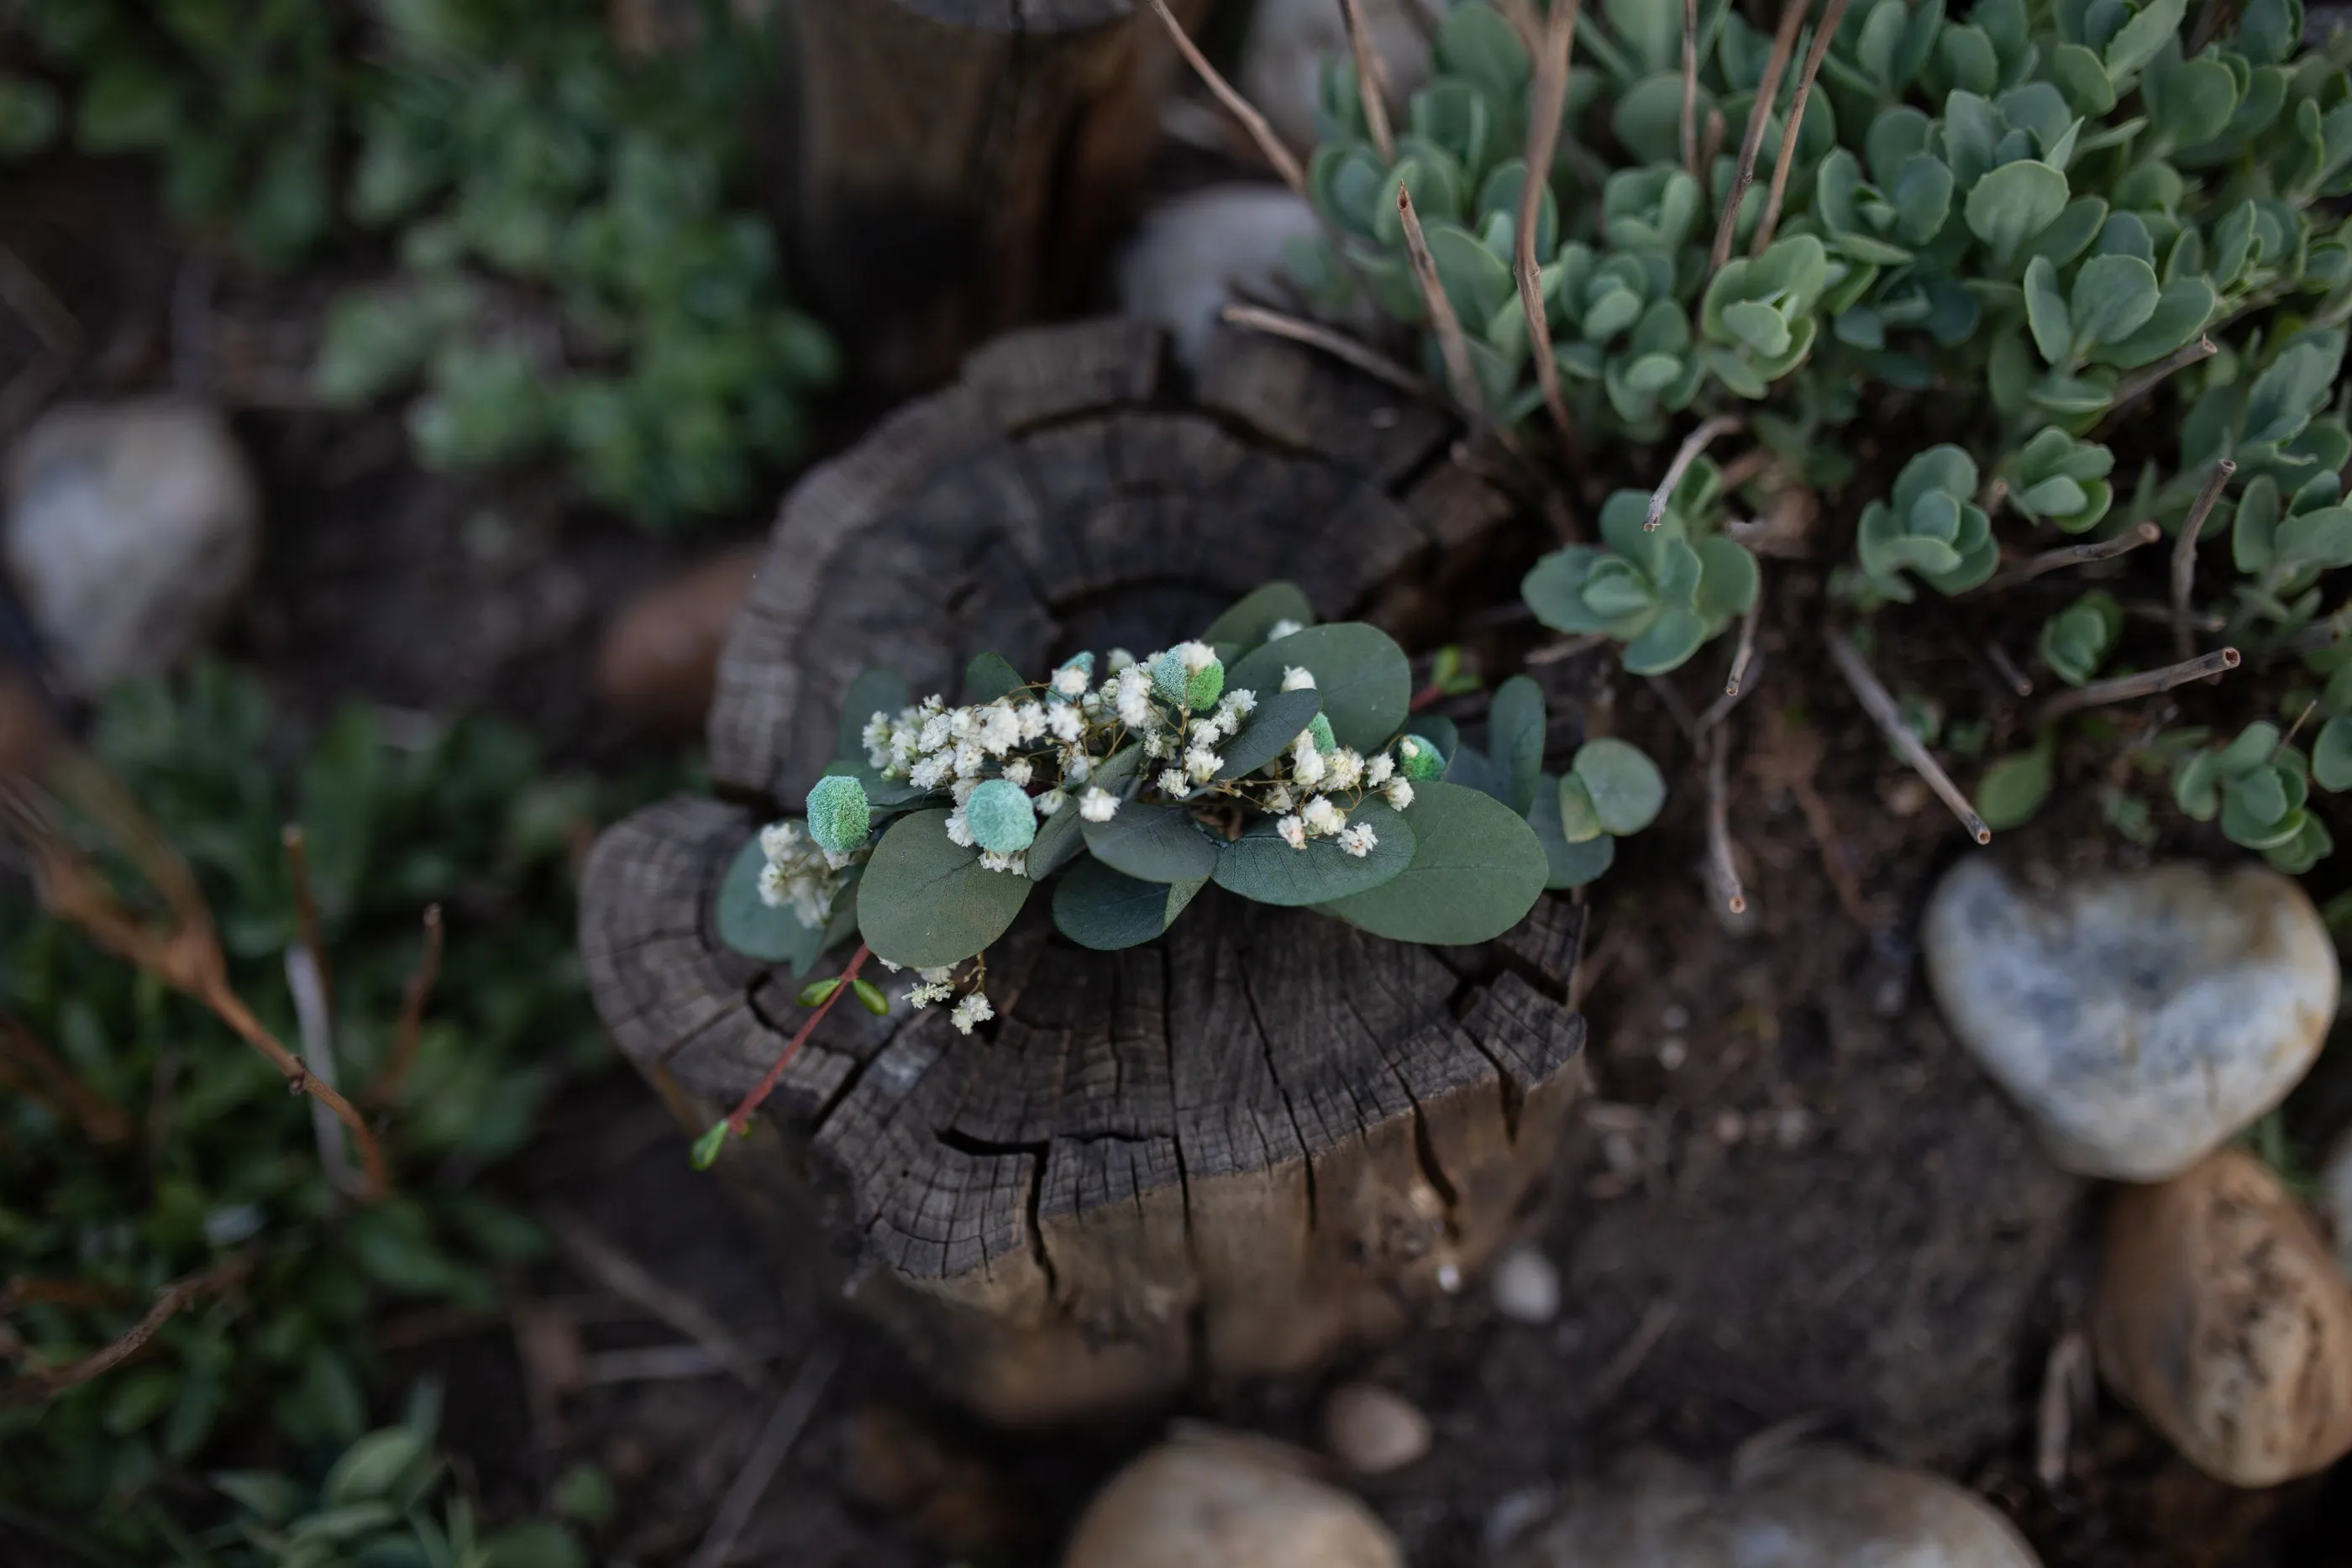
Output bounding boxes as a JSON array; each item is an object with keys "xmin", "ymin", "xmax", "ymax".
[
  {"xmin": 3, "ymin": 1, "xmax": 834, "ymax": 530},
  {"xmin": 0, "ymin": 667, "xmax": 618, "ymax": 1554}
]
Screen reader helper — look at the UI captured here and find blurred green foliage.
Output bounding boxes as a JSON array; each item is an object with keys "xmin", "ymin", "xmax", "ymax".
[
  {"xmin": 2, "ymin": 0, "xmax": 835, "ymax": 530},
  {"xmin": 0, "ymin": 666, "xmax": 643, "ymax": 1555}
]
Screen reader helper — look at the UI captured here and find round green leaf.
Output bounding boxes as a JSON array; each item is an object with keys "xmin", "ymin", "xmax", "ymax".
[
  {"xmin": 1572, "ymin": 738, "xmax": 1667, "ymax": 835},
  {"xmin": 1201, "ymin": 582, "xmax": 1315, "ymax": 649},
  {"xmin": 714, "ymin": 835, "xmax": 825, "ymax": 969},
  {"xmin": 1974, "ymin": 748, "xmax": 2052, "ymax": 830},
  {"xmin": 963, "ymin": 651, "xmax": 1026, "ymax": 705},
  {"xmin": 1226, "ymin": 623, "xmax": 1411, "ymax": 753},
  {"xmin": 857, "ymin": 810, "xmax": 1032, "ymax": 968},
  {"xmin": 1211, "ymin": 800, "xmax": 1415, "ymax": 906},
  {"xmin": 1529, "ymin": 772, "xmax": 1618, "ymax": 889},
  {"xmin": 1963, "ymin": 159, "xmax": 2069, "ymax": 262},
  {"xmin": 1318, "ymin": 782, "xmax": 1550, "ymax": 944},
  {"xmin": 2313, "ymin": 717, "xmax": 2352, "ymax": 793},
  {"xmin": 1555, "ymin": 771, "xmax": 1605, "ymax": 843},
  {"xmin": 1082, "ymin": 801, "xmax": 1221, "ymax": 884},
  {"xmin": 2068, "ymin": 253, "xmax": 2160, "ymax": 353},
  {"xmin": 837, "ymin": 667, "xmax": 911, "ymax": 760},
  {"xmin": 1487, "ymin": 676, "xmax": 1546, "ymax": 816},
  {"xmin": 1052, "ymin": 858, "xmax": 1206, "ymax": 951},
  {"xmin": 1216, "ymin": 688, "xmax": 1324, "ymax": 779}
]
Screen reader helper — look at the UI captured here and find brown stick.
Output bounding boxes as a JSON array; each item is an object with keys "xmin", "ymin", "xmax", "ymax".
[
  {"xmin": 2106, "ymin": 336, "xmax": 2216, "ymax": 421},
  {"xmin": 1647, "ymin": 414, "xmax": 1742, "ymax": 529},
  {"xmin": 2171, "ymin": 459, "xmax": 2236, "ymax": 662},
  {"xmin": 1750, "ymin": 0, "xmax": 1852, "ymax": 257},
  {"xmin": 0, "ymin": 1011, "xmax": 133, "ymax": 1146},
  {"xmin": 1698, "ymin": 589, "xmax": 1765, "ymax": 732},
  {"xmin": 1824, "ymin": 631, "xmax": 1993, "ymax": 844},
  {"xmin": 1981, "ymin": 521, "xmax": 2160, "ymax": 593},
  {"xmin": 1525, "ymin": 632, "xmax": 1613, "ymax": 666},
  {"xmin": 1681, "ymin": 0, "xmax": 1701, "ymax": 173},
  {"xmin": 366, "ymin": 905, "xmax": 444, "ymax": 1109},
  {"xmin": 1396, "ymin": 184, "xmax": 1488, "ymax": 422},
  {"xmin": 1217, "ymin": 305, "xmax": 1436, "ymax": 399},
  {"xmin": 1709, "ymin": 0, "xmax": 1810, "ymax": 275},
  {"xmin": 2040, "ymin": 648, "xmax": 2240, "ymax": 721},
  {"xmin": 1, "ymin": 1252, "xmax": 254, "ymax": 1405},
  {"xmin": 1340, "ymin": 0, "xmax": 1395, "ymax": 161},
  {"xmin": 1987, "ymin": 642, "xmax": 2035, "ymax": 697},
  {"xmin": 281, "ymin": 825, "xmax": 333, "ymax": 1031},
  {"xmin": 1147, "ymin": 0, "xmax": 1305, "ymax": 197},
  {"xmin": 543, "ymin": 1206, "xmax": 774, "ymax": 1392},
  {"xmin": 1516, "ymin": 0, "xmax": 1582, "ymax": 448},
  {"xmin": 1704, "ymin": 740, "xmax": 1747, "ymax": 915}
]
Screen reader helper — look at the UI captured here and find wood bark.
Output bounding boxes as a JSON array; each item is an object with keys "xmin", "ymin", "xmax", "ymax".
[
  {"xmin": 779, "ymin": 0, "xmax": 1212, "ymax": 391},
  {"xmin": 580, "ymin": 317, "xmax": 1588, "ymax": 1427}
]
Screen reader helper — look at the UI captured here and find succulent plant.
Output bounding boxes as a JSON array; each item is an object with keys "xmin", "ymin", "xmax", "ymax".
[
  {"xmin": 2038, "ymin": 590, "xmax": 2124, "ymax": 684},
  {"xmin": 1521, "ymin": 464, "xmax": 1761, "ymax": 674},
  {"xmin": 2172, "ymin": 720, "xmax": 2335, "ymax": 871},
  {"xmin": 1849, "ymin": 445, "xmax": 1999, "ymax": 603}
]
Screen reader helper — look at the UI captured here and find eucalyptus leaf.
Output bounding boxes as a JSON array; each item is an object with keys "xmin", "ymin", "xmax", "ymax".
[
  {"xmin": 1082, "ymin": 802, "xmax": 1221, "ymax": 884},
  {"xmin": 1052, "ymin": 859, "xmax": 1205, "ymax": 951},
  {"xmin": 1318, "ymin": 782, "xmax": 1550, "ymax": 944},
  {"xmin": 1216, "ymin": 689, "xmax": 1324, "ymax": 779},
  {"xmin": 1529, "ymin": 772, "xmax": 1618, "ymax": 888},
  {"xmin": 856, "ymin": 810, "xmax": 1032, "ymax": 968},
  {"xmin": 1487, "ymin": 676, "xmax": 1547, "ymax": 815},
  {"xmin": 1571, "ymin": 737, "xmax": 1667, "ymax": 834},
  {"xmin": 1212, "ymin": 800, "xmax": 1415, "ymax": 905},
  {"xmin": 1226, "ymin": 623, "xmax": 1411, "ymax": 753},
  {"xmin": 962, "ymin": 652, "xmax": 1026, "ymax": 705},
  {"xmin": 713, "ymin": 835, "xmax": 824, "ymax": 969},
  {"xmin": 1201, "ymin": 582, "xmax": 1315, "ymax": 648}
]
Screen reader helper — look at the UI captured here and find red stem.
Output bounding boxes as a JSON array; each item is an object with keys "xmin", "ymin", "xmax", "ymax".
[
  {"xmin": 725, "ymin": 943, "xmax": 871, "ymax": 1135},
  {"xmin": 1409, "ymin": 683, "xmax": 1448, "ymax": 712}
]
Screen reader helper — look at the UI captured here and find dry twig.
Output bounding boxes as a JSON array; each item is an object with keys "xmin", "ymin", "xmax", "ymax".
[
  {"xmin": 2040, "ymin": 648, "xmax": 2239, "ymax": 721},
  {"xmin": 1147, "ymin": 0, "xmax": 1306, "ymax": 196},
  {"xmin": 686, "ymin": 1343, "xmax": 842, "ymax": 1568},
  {"xmin": 2171, "ymin": 458, "xmax": 2236, "ymax": 662},
  {"xmin": 1981, "ymin": 521, "xmax": 2160, "ymax": 593},
  {"xmin": 1216, "ymin": 304, "xmax": 1435, "ymax": 400},
  {"xmin": 543, "ymin": 1206, "xmax": 773, "ymax": 1391},
  {"xmin": 3, "ymin": 1252, "xmax": 254, "ymax": 1406},
  {"xmin": 1704, "ymin": 739, "xmax": 1747, "ymax": 915},
  {"xmin": 1987, "ymin": 642, "xmax": 2035, "ymax": 697},
  {"xmin": 1825, "ymin": 631, "xmax": 1992, "ymax": 843},
  {"xmin": 367, "ymin": 905, "xmax": 444, "ymax": 1109},
  {"xmin": 1340, "ymin": 0, "xmax": 1395, "ymax": 160},
  {"xmin": 1648, "ymin": 414, "xmax": 1741, "ymax": 529},
  {"xmin": 2107, "ymin": 335, "xmax": 2216, "ymax": 420},
  {"xmin": 0, "ymin": 1011, "xmax": 133, "ymax": 1146},
  {"xmin": 1525, "ymin": 632, "xmax": 1612, "ymax": 666},
  {"xmin": 1709, "ymin": 0, "xmax": 1809, "ymax": 275},
  {"xmin": 1750, "ymin": 0, "xmax": 1852, "ymax": 255},
  {"xmin": 1396, "ymin": 185, "xmax": 1488, "ymax": 422},
  {"xmin": 1516, "ymin": 0, "xmax": 1583, "ymax": 448}
]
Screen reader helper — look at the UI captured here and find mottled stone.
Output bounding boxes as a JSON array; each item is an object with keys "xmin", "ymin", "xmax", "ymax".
[
  {"xmin": 1063, "ymin": 1429, "xmax": 1401, "ymax": 1568},
  {"xmin": 1321, "ymin": 1382, "xmax": 1431, "ymax": 1474},
  {"xmin": 1923, "ymin": 860, "xmax": 2336, "ymax": 1181}
]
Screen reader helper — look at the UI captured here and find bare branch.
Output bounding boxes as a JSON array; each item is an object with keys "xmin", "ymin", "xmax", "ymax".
[
  {"xmin": 1218, "ymin": 304, "xmax": 1436, "ymax": 399},
  {"xmin": 0, "ymin": 1010, "xmax": 133, "ymax": 1146},
  {"xmin": 1750, "ymin": 0, "xmax": 1853, "ymax": 256},
  {"xmin": 1648, "ymin": 414, "xmax": 1741, "ymax": 529},
  {"xmin": 1525, "ymin": 632, "xmax": 1613, "ymax": 666},
  {"xmin": 2, "ymin": 1252, "xmax": 253, "ymax": 1406},
  {"xmin": 1147, "ymin": 0, "xmax": 1306, "ymax": 197},
  {"xmin": 1516, "ymin": 0, "xmax": 1583, "ymax": 448},
  {"xmin": 1981, "ymin": 521, "xmax": 2160, "ymax": 594},
  {"xmin": 2171, "ymin": 458, "xmax": 2236, "ymax": 662},
  {"xmin": 1987, "ymin": 642, "xmax": 2034, "ymax": 697},
  {"xmin": 1709, "ymin": 0, "xmax": 1809, "ymax": 275},
  {"xmin": 1340, "ymin": 0, "xmax": 1395, "ymax": 161},
  {"xmin": 1824, "ymin": 631, "xmax": 1992, "ymax": 844},
  {"xmin": 2107, "ymin": 335, "xmax": 2216, "ymax": 421},
  {"xmin": 543, "ymin": 1206, "xmax": 774, "ymax": 1392},
  {"xmin": 2040, "ymin": 648, "xmax": 2240, "ymax": 722},
  {"xmin": 367, "ymin": 904, "xmax": 444, "ymax": 1109},
  {"xmin": 686, "ymin": 1345, "xmax": 842, "ymax": 1568},
  {"xmin": 1698, "ymin": 588, "xmax": 1765, "ymax": 732},
  {"xmin": 1396, "ymin": 184, "xmax": 1488, "ymax": 422},
  {"xmin": 1704, "ymin": 739, "xmax": 1747, "ymax": 915}
]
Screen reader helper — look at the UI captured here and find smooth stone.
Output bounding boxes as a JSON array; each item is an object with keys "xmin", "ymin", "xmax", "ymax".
[
  {"xmin": 2094, "ymin": 1150, "xmax": 2352, "ymax": 1488},
  {"xmin": 593, "ymin": 543, "xmax": 763, "ymax": 736},
  {"xmin": 1497, "ymin": 1448, "xmax": 2040, "ymax": 1568},
  {"xmin": 1490, "ymin": 1244, "xmax": 1562, "ymax": 1324},
  {"xmin": 1116, "ymin": 185, "xmax": 1322, "ymax": 369},
  {"xmin": 2323, "ymin": 1130, "xmax": 2352, "ymax": 1282},
  {"xmin": 5, "ymin": 398, "xmax": 260, "ymax": 692},
  {"xmin": 1063, "ymin": 1429, "xmax": 1402, "ymax": 1568},
  {"xmin": 1922, "ymin": 860, "xmax": 2337, "ymax": 1182},
  {"xmin": 1321, "ymin": 1382, "xmax": 1431, "ymax": 1474},
  {"xmin": 1240, "ymin": 0, "xmax": 1432, "ymax": 155}
]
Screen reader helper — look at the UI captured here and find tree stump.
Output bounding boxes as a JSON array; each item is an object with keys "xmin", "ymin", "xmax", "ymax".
[
  {"xmin": 779, "ymin": 0, "xmax": 1213, "ymax": 392},
  {"xmin": 580, "ymin": 318, "xmax": 1590, "ymax": 1427}
]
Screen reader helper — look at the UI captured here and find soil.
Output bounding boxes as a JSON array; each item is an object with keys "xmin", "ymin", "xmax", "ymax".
[{"xmin": 7, "ymin": 134, "xmax": 2352, "ymax": 1568}]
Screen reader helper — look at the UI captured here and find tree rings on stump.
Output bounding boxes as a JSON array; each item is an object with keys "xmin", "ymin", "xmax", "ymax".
[{"xmin": 580, "ymin": 318, "xmax": 1588, "ymax": 1426}]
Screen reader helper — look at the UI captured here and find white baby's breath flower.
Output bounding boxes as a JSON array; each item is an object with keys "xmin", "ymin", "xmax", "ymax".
[
  {"xmin": 979, "ymin": 850, "xmax": 1026, "ymax": 874},
  {"xmin": 1003, "ymin": 758, "xmax": 1034, "ymax": 787},
  {"xmin": 1079, "ymin": 787, "xmax": 1120, "ymax": 823},
  {"xmin": 759, "ymin": 821, "xmax": 804, "ymax": 860},
  {"xmin": 945, "ymin": 807, "xmax": 974, "ymax": 847},
  {"xmin": 1302, "ymin": 795, "xmax": 1345, "ymax": 836},
  {"xmin": 821, "ymin": 847, "xmax": 854, "ymax": 871},
  {"xmin": 1142, "ymin": 731, "xmax": 1172, "ymax": 758},
  {"xmin": 1037, "ymin": 788, "xmax": 1067, "ymax": 816},
  {"xmin": 1263, "ymin": 784, "xmax": 1294, "ymax": 813},
  {"xmin": 1367, "ymin": 752, "xmax": 1395, "ymax": 785},
  {"xmin": 1015, "ymin": 701, "xmax": 1047, "ymax": 742},
  {"xmin": 919, "ymin": 966, "xmax": 953, "ymax": 983},
  {"xmin": 1268, "ymin": 618, "xmax": 1304, "ymax": 640},
  {"xmin": 979, "ymin": 705, "xmax": 1021, "ymax": 755},
  {"xmin": 1289, "ymin": 733, "xmax": 1326, "ymax": 785},
  {"xmin": 909, "ymin": 753, "xmax": 952, "ymax": 789},
  {"xmin": 950, "ymin": 707, "xmax": 981, "ymax": 741},
  {"xmin": 1047, "ymin": 705, "xmax": 1083, "ymax": 742},
  {"xmin": 1281, "ymin": 666, "xmax": 1316, "ymax": 691},
  {"xmin": 953, "ymin": 742, "xmax": 985, "ymax": 779},
  {"xmin": 1115, "ymin": 666, "xmax": 1154, "ymax": 728},
  {"xmin": 1053, "ymin": 665, "xmax": 1089, "ymax": 698},
  {"xmin": 1337, "ymin": 822, "xmax": 1378, "ymax": 857},
  {"xmin": 951, "ymin": 778, "xmax": 978, "ymax": 805},
  {"xmin": 1326, "ymin": 749, "xmax": 1364, "ymax": 790},
  {"xmin": 950, "ymin": 992, "xmax": 994, "ymax": 1034},
  {"xmin": 1226, "ymin": 687, "xmax": 1257, "ymax": 715},
  {"xmin": 918, "ymin": 713, "xmax": 953, "ymax": 753},
  {"xmin": 907, "ymin": 981, "xmax": 953, "ymax": 1008},
  {"xmin": 1177, "ymin": 640, "xmax": 1217, "ymax": 674},
  {"xmin": 877, "ymin": 957, "xmax": 903, "ymax": 973},
  {"xmin": 1277, "ymin": 814, "xmax": 1307, "ymax": 850},
  {"xmin": 1157, "ymin": 766, "xmax": 1189, "ymax": 797},
  {"xmin": 1184, "ymin": 747, "xmax": 1221, "ymax": 782},
  {"xmin": 1384, "ymin": 778, "xmax": 1415, "ymax": 810},
  {"xmin": 758, "ymin": 862, "xmax": 789, "ymax": 906},
  {"xmin": 1063, "ymin": 749, "xmax": 1093, "ymax": 784}
]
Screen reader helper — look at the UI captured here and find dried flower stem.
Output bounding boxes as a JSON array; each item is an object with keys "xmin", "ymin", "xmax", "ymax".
[
  {"xmin": 1340, "ymin": 0, "xmax": 1395, "ymax": 161},
  {"xmin": 1698, "ymin": 590, "xmax": 1765, "ymax": 732},
  {"xmin": 1987, "ymin": 642, "xmax": 2034, "ymax": 696},
  {"xmin": 1709, "ymin": 0, "xmax": 1809, "ymax": 275},
  {"xmin": 2106, "ymin": 336, "xmax": 2216, "ymax": 420},
  {"xmin": 2171, "ymin": 458, "xmax": 2236, "ymax": 662},
  {"xmin": 368, "ymin": 904, "xmax": 444, "ymax": 1109},
  {"xmin": 1147, "ymin": 0, "xmax": 1306, "ymax": 197},
  {"xmin": 1648, "ymin": 413, "xmax": 1741, "ymax": 529},
  {"xmin": 1218, "ymin": 305, "xmax": 1436, "ymax": 399},
  {"xmin": 1517, "ymin": 0, "xmax": 1583, "ymax": 448},
  {"xmin": 1525, "ymin": 632, "xmax": 1613, "ymax": 665},
  {"xmin": 1825, "ymin": 631, "xmax": 1992, "ymax": 844},
  {"xmin": 1704, "ymin": 738, "xmax": 1747, "ymax": 915},
  {"xmin": 1700, "ymin": 106, "xmax": 1727, "ymax": 174},
  {"xmin": 0, "ymin": 1010, "xmax": 133, "ymax": 1146},
  {"xmin": 1750, "ymin": 0, "xmax": 1851, "ymax": 256},
  {"xmin": 1, "ymin": 1251, "xmax": 254, "ymax": 1406},
  {"xmin": 1681, "ymin": 0, "xmax": 1700, "ymax": 171},
  {"xmin": 725, "ymin": 943, "xmax": 872, "ymax": 1135},
  {"xmin": 2040, "ymin": 648, "xmax": 2240, "ymax": 721},
  {"xmin": 1396, "ymin": 184, "xmax": 1488, "ymax": 422},
  {"xmin": 1981, "ymin": 521, "xmax": 2160, "ymax": 593}
]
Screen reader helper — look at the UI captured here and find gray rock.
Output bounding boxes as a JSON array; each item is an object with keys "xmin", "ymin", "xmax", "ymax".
[
  {"xmin": 1923, "ymin": 860, "xmax": 2337, "ymax": 1182},
  {"xmin": 1063, "ymin": 1428, "xmax": 1401, "ymax": 1568},
  {"xmin": 1490, "ymin": 1244, "xmax": 1562, "ymax": 1324},
  {"xmin": 1498, "ymin": 1449, "xmax": 2040, "ymax": 1568},
  {"xmin": 1322, "ymin": 1382, "xmax": 1431, "ymax": 1474},
  {"xmin": 4, "ymin": 398, "xmax": 260, "ymax": 691},
  {"xmin": 1116, "ymin": 185, "xmax": 1322, "ymax": 369}
]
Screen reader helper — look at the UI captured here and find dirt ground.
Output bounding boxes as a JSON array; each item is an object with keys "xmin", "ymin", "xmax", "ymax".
[{"xmin": 8, "ymin": 152, "xmax": 2352, "ymax": 1568}]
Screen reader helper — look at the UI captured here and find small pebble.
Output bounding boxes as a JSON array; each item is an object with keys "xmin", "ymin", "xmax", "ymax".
[
  {"xmin": 1321, "ymin": 1382, "xmax": 1431, "ymax": 1475},
  {"xmin": 1924, "ymin": 860, "xmax": 2338, "ymax": 1181},
  {"xmin": 5, "ymin": 397, "xmax": 259, "ymax": 690},
  {"xmin": 1656, "ymin": 1038, "xmax": 1688, "ymax": 1070},
  {"xmin": 1661, "ymin": 1004, "xmax": 1691, "ymax": 1030},
  {"xmin": 2094, "ymin": 1149, "xmax": 2352, "ymax": 1487},
  {"xmin": 1063, "ymin": 1429, "xmax": 1401, "ymax": 1568},
  {"xmin": 1491, "ymin": 1245, "xmax": 1562, "ymax": 1324},
  {"xmin": 1714, "ymin": 1110, "xmax": 1746, "ymax": 1145}
]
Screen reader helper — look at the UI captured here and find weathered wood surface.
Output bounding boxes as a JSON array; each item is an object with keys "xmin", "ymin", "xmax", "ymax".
[
  {"xmin": 580, "ymin": 317, "xmax": 1585, "ymax": 1426},
  {"xmin": 779, "ymin": 0, "xmax": 1212, "ymax": 391}
]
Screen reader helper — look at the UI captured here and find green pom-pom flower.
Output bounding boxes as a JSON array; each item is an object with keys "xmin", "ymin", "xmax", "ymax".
[
  {"xmin": 1396, "ymin": 735, "xmax": 1445, "ymax": 780},
  {"xmin": 1152, "ymin": 642, "xmax": 1226, "ymax": 710},
  {"xmin": 1307, "ymin": 714, "xmax": 1336, "ymax": 751},
  {"xmin": 806, "ymin": 774, "xmax": 872, "ymax": 853},
  {"xmin": 964, "ymin": 778, "xmax": 1037, "ymax": 853}
]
